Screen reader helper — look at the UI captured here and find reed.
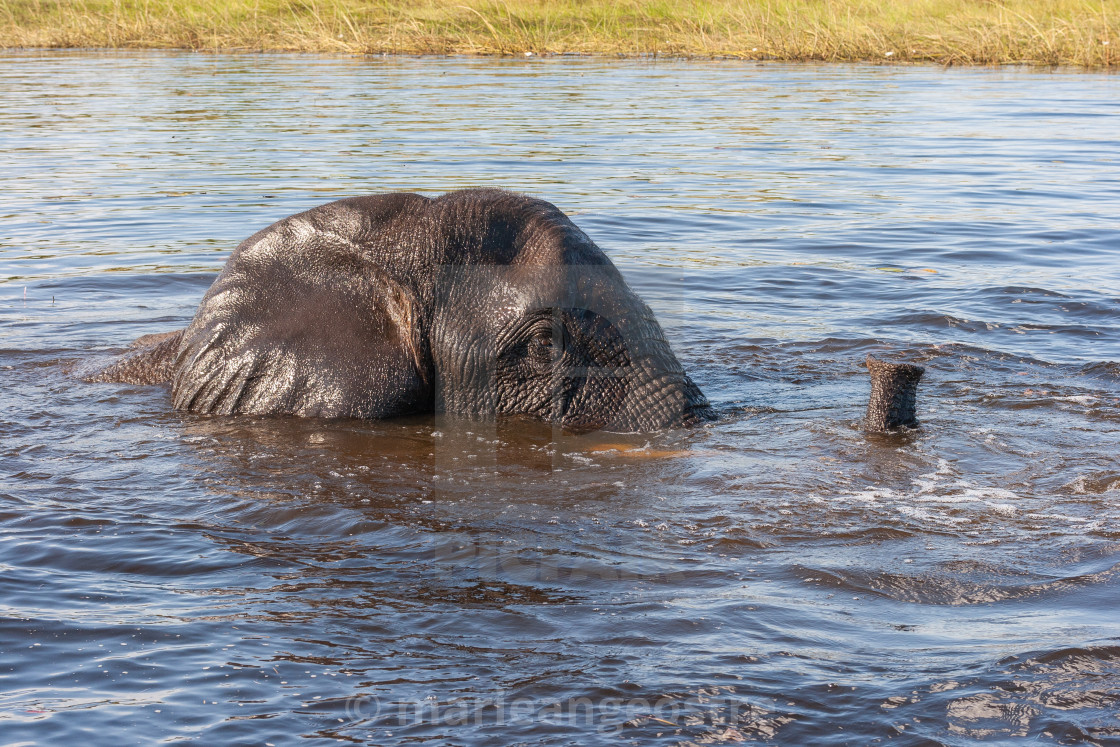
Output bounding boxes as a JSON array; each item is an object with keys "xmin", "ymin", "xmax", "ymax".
[{"xmin": 1, "ymin": 0, "xmax": 1115, "ymax": 67}]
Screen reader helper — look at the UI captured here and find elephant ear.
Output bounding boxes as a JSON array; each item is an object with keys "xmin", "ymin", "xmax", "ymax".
[{"xmin": 171, "ymin": 249, "xmax": 431, "ymax": 419}]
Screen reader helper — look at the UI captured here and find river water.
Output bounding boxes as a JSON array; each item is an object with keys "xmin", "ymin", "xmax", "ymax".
[{"xmin": 2, "ymin": 52, "xmax": 1119, "ymax": 745}]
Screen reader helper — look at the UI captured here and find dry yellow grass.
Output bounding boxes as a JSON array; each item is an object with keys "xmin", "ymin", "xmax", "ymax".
[{"xmin": 1, "ymin": 0, "xmax": 1116, "ymax": 66}]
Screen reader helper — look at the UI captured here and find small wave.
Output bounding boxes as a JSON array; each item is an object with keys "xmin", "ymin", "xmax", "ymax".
[
  {"xmin": 795, "ymin": 559, "xmax": 1120, "ymax": 606},
  {"xmin": 1019, "ymin": 644, "xmax": 1120, "ymax": 671},
  {"xmin": 815, "ymin": 526, "xmax": 915, "ymax": 542},
  {"xmin": 1079, "ymin": 360, "xmax": 1120, "ymax": 379},
  {"xmin": 879, "ymin": 641, "xmax": 1120, "ymax": 743},
  {"xmin": 991, "ymin": 286, "xmax": 1071, "ymax": 299},
  {"xmin": 946, "ymin": 693, "xmax": 1039, "ymax": 738},
  {"xmin": 1063, "ymin": 473, "xmax": 1120, "ymax": 495}
]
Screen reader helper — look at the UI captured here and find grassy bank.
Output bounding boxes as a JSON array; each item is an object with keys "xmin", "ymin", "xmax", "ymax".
[{"xmin": 1, "ymin": 0, "xmax": 1115, "ymax": 67}]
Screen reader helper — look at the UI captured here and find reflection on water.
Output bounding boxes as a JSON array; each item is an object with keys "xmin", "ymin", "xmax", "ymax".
[{"xmin": 2, "ymin": 51, "xmax": 1119, "ymax": 745}]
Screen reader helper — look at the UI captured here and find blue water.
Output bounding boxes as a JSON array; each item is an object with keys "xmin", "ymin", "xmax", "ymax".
[{"xmin": 2, "ymin": 51, "xmax": 1119, "ymax": 745}]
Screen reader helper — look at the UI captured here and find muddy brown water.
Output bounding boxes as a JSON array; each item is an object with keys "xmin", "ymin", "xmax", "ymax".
[{"xmin": 2, "ymin": 52, "xmax": 1120, "ymax": 745}]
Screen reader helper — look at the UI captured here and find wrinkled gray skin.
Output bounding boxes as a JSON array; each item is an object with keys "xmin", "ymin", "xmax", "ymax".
[
  {"xmin": 86, "ymin": 189, "xmax": 715, "ymax": 432},
  {"xmin": 864, "ymin": 356, "xmax": 924, "ymax": 431}
]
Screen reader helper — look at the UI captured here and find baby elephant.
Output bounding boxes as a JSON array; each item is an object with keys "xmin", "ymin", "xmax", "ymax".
[{"xmin": 87, "ymin": 189, "xmax": 714, "ymax": 432}]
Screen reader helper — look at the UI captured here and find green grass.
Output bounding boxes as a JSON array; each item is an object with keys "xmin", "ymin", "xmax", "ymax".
[{"xmin": 1, "ymin": 0, "xmax": 1116, "ymax": 66}]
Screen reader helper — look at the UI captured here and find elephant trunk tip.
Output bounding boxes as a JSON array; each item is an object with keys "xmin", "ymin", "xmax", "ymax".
[{"xmin": 864, "ymin": 355, "xmax": 925, "ymax": 431}]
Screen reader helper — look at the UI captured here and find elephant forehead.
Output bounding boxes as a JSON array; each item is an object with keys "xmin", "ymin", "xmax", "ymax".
[{"xmin": 438, "ymin": 263, "xmax": 634, "ymax": 312}]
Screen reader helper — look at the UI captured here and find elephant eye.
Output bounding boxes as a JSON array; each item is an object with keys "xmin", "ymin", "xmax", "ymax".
[{"xmin": 526, "ymin": 317, "xmax": 564, "ymax": 364}]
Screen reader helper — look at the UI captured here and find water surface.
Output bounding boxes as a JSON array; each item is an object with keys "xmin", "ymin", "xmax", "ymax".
[{"xmin": 2, "ymin": 52, "xmax": 1120, "ymax": 745}]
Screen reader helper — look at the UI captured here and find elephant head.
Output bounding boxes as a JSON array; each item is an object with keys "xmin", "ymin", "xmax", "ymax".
[{"xmin": 90, "ymin": 189, "xmax": 714, "ymax": 432}]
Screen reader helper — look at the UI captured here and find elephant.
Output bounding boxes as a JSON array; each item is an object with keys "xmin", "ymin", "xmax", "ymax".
[{"xmin": 84, "ymin": 188, "xmax": 716, "ymax": 433}]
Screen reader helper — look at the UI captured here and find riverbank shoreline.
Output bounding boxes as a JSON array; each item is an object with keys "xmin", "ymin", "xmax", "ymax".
[{"xmin": 2, "ymin": 0, "xmax": 1115, "ymax": 68}]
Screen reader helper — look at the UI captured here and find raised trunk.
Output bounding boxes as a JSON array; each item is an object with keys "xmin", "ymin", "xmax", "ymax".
[{"xmin": 865, "ymin": 355, "xmax": 924, "ymax": 431}]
